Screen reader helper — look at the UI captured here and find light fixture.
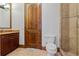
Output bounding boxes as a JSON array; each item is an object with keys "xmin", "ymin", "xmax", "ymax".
[{"xmin": 0, "ymin": 3, "xmax": 10, "ymax": 9}]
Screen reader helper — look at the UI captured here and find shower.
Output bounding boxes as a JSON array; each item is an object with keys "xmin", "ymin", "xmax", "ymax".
[{"xmin": 61, "ymin": 3, "xmax": 79, "ymax": 55}]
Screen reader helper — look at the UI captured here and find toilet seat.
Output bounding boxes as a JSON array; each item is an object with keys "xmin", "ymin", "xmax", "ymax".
[{"xmin": 46, "ymin": 43, "xmax": 57, "ymax": 56}]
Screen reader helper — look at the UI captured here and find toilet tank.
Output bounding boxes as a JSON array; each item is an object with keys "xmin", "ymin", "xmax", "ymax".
[{"xmin": 44, "ymin": 35, "xmax": 57, "ymax": 45}]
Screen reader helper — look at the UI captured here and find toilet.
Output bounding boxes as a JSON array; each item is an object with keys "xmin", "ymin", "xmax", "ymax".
[{"xmin": 45, "ymin": 35, "xmax": 57, "ymax": 56}]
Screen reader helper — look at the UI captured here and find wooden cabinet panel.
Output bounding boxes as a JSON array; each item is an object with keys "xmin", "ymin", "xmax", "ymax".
[
  {"xmin": 0, "ymin": 36, "xmax": 1, "ymax": 50},
  {"xmin": 0, "ymin": 33, "xmax": 19, "ymax": 56}
]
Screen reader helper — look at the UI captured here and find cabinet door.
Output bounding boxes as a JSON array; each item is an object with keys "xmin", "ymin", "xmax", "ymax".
[
  {"xmin": 0, "ymin": 36, "xmax": 1, "ymax": 50},
  {"xmin": 1, "ymin": 33, "xmax": 19, "ymax": 56},
  {"xmin": 10, "ymin": 33, "xmax": 19, "ymax": 50},
  {"xmin": 1, "ymin": 34, "xmax": 11, "ymax": 55},
  {"xmin": 0, "ymin": 36, "xmax": 1, "ymax": 55}
]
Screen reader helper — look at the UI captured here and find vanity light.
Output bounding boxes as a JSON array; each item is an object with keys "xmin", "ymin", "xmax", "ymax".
[
  {"xmin": 4, "ymin": 4, "xmax": 10, "ymax": 9},
  {"xmin": 0, "ymin": 3, "xmax": 10, "ymax": 9}
]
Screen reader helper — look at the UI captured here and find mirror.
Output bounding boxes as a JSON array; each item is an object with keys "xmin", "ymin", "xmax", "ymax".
[{"xmin": 0, "ymin": 3, "xmax": 11, "ymax": 29}]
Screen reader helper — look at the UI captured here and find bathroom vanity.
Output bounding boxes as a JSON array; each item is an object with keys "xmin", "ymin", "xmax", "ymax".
[{"xmin": 0, "ymin": 29, "xmax": 19, "ymax": 56}]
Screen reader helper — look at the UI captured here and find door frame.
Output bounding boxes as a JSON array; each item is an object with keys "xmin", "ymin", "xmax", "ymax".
[{"xmin": 24, "ymin": 3, "xmax": 42, "ymax": 49}]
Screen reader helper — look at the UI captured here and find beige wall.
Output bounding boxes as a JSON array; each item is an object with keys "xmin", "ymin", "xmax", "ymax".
[
  {"xmin": 12, "ymin": 3, "xmax": 25, "ymax": 45},
  {"xmin": 42, "ymin": 3, "xmax": 60, "ymax": 47}
]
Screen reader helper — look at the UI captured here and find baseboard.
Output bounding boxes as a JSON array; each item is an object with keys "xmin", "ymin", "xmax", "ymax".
[
  {"xmin": 42, "ymin": 47, "xmax": 64, "ymax": 55},
  {"xmin": 18, "ymin": 45, "xmax": 64, "ymax": 55},
  {"xmin": 42, "ymin": 47, "xmax": 46, "ymax": 50},
  {"xmin": 19, "ymin": 45, "xmax": 25, "ymax": 48},
  {"xmin": 57, "ymin": 48, "xmax": 65, "ymax": 56},
  {"xmin": 42, "ymin": 47, "xmax": 60, "ymax": 51},
  {"xmin": 57, "ymin": 48, "xmax": 60, "ymax": 52}
]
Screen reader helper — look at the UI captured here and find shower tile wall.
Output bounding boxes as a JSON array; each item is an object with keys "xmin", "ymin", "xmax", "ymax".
[
  {"xmin": 61, "ymin": 3, "xmax": 78, "ymax": 55},
  {"xmin": 69, "ymin": 17, "xmax": 77, "ymax": 55},
  {"xmin": 61, "ymin": 4, "xmax": 69, "ymax": 18},
  {"xmin": 77, "ymin": 4, "xmax": 79, "ymax": 15},
  {"xmin": 61, "ymin": 4, "xmax": 70, "ymax": 51},
  {"xmin": 69, "ymin": 4, "xmax": 77, "ymax": 55},
  {"xmin": 78, "ymin": 4, "xmax": 79, "ymax": 55},
  {"xmin": 78, "ymin": 27, "xmax": 79, "ymax": 55},
  {"xmin": 61, "ymin": 17, "xmax": 70, "ymax": 51},
  {"xmin": 69, "ymin": 4, "xmax": 77, "ymax": 17}
]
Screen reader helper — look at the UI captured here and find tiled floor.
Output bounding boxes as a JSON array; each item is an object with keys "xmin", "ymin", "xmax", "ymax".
[
  {"xmin": 6, "ymin": 48, "xmax": 75, "ymax": 56},
  {"xmin": 58, "ymin": 49, "xmax": 75, "ymax": 56},
  {"xmin": 7, "ymin": 48, "xmax": 47, "ymax": 56},
  {"xmin": 64, "ymin": 52, "xmax": 76, "ymax": 56}
]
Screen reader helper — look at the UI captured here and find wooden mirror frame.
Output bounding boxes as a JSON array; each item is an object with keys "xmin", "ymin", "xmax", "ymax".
[{"xmin": 0, "ymin": 3, "xmax": 12, "ymax": 29}]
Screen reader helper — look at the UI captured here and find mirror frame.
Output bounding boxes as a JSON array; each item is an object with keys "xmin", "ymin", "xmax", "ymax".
[{"xmin": 0, "ymin": 3, "xmax": 12, "ymax": 29}]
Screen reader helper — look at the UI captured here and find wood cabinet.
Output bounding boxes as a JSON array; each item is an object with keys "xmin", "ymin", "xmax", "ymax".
[{"xmin": 0, "ymin": 32, "xmax": 19, "ymax": 56}]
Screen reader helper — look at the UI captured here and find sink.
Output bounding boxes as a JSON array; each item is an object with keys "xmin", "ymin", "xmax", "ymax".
[
  {"xmin": 0, "ymin": 29, "xmax": 19, "ymax": 35},
  {"xmin": 0, "ymin": 29, "xmax": 12, "ymax": 33}
]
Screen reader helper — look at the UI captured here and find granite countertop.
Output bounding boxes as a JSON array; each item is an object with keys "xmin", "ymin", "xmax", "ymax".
[{"xmin": 0, "ymin": 29, "xmax": 19, "ymax": 35}]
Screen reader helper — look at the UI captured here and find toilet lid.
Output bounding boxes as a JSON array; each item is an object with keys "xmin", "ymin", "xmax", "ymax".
[{"xmin": 46, "ymin": 43, "xmax": 57, "ymax": 50}]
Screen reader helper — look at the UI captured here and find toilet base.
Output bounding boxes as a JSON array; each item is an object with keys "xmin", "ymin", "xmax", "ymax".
[{"xmin": 47, "ymin": 53, "xmax": 56, "ymax": 56}]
